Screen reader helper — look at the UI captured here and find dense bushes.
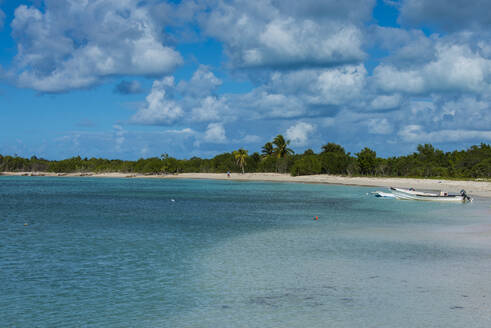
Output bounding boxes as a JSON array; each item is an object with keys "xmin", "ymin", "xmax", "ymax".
[{"xmin": 0, "ymin": 143, "xmax": 490, "ymax": 179}]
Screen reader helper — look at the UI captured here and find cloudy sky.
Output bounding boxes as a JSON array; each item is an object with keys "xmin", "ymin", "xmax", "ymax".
[{"xmin": 1, "ymin": 0, "xmax": 490, "ymax": 160}]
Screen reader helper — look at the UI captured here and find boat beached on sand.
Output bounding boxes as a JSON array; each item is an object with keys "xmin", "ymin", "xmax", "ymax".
[{"xmin": 372, "ymin": 187, "xmax": 472, "ymax": 202}]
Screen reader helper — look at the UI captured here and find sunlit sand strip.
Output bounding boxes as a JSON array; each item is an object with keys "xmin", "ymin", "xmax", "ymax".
[{"xmin": 2, "ymin": 171, "xmax": 490, "ymax": 198}]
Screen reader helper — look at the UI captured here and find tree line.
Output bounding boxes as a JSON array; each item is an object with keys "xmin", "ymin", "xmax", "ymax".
[{"xmin": 0, "ymin": 136, "xmax": 490, "ymax": 179}]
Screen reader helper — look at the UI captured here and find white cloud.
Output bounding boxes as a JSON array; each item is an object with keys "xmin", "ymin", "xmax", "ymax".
[
  {"xmin": 177, "ymin": 64, "xmax": 222, "ymax": 97},
  {"xmin": 10, "ymin": 2, "xmax": 182, "ymax": 92},
  {"xmin": 200, "ymin": 0, "xmax": 368, "ymax": 69},
  {"xmin": 204, "ymin": 123, "xmax": 227, "ymax": 143},
  {"xmin": 131, "ymin": 77, "xmax": 183, "ymax": 125},
  {"xmin": 367, "ymin": 118, "xmax": 393, "ymax": 135},
  {"xmin": 275, "ymin": 0, "xmax": 375, "ymax": 22},
  {"xmin": 236, "ymin": 90, "xmax": 306, "ymax": 119},
  {"xmin": 439, "ymin": 96, "xmax": 490, "ymax": 130},
  {"xmin": 372, "ymin": 27, "xmax": 436, "ymax": 65},
  {"xmin": 132, "ymin": 66, "xmax": 236, "ymax": 125},
  {"xmin": 370, "ymin": 94, "xmax": 402, "ymax": 111},
  {"xmin": 316, "ymin": 64, "xmax": 366, "ymax": 105},
  {"xmin": 262, "ymin": 64, "xmax": 367, "ymax": 107},
  {"xmin": 285, "ymin": 122, "xmax": 316, "ymax": 146},
  {"xmin": 398, "ymin": 125, "xmax": 491, "ymax": 143},
  {"xmin": 374, "ymin": 43, "xmax": 491, "ymax": 95},
  {"xmin": 164, "ymin": 128, "xmax": 195, "ymax": 135},
  {"xmin": 190, "ymin": 96, "xmax": 229, "ymax": 122},
  {"xmin": 399, "ymin": 0, "xmax": 491, "ymax": 32}
]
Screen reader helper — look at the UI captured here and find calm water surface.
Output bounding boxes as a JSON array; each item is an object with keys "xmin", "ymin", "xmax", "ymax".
[{"xmin": 1, "ymin": 177, "xmax": 490, "ymax": 327}]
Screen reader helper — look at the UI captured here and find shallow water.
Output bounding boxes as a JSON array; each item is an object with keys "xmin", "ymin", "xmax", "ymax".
[{"xmin": 1, "ymin": 177, "xmax": 490, "ymax": 327}]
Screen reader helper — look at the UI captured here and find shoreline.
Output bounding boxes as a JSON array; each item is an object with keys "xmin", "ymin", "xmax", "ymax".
[{"xmin": 2, "ymin": 171, "xmax": 491, "ymax": 198}]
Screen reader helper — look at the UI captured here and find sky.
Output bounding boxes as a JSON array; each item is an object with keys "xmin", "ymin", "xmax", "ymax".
[{"xmin": 0, "ymin": 0, "xmax": 490, "ymax": 160}]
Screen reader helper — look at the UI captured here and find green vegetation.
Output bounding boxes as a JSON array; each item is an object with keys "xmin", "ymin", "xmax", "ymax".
[
  {"xmin": 233, "ymin": 148, "xmax": 248, "ymax": 174},
  {"xmin": 0, "ymin": 139, "xmax": 490, "ymax": 179}
]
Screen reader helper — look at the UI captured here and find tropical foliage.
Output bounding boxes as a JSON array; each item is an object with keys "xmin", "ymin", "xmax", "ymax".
[
  {"xmin": 0, "ymin": 140, "xmax": 490, "ymax": 179},
  {"xmin": 233, "ymin": 148, "xmax": 248, "ymax": 174},
  {"xmin": 272, "ymin": 135, "xmax": 294, "ymax": 158}
]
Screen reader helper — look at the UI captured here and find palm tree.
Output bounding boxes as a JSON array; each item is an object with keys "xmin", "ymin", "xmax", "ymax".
[
  {"xmin": 233, "ymin": 148, "xmax": 248, "ymax": 174},
  {"xmin": 273, "ymin": 134, "xmax": 294, "ymax": 158},
  {"xmin": 261, "ymin": 142, "xmax": 274, "ymax": 158},
  {"xmin": 321, "ymin": 142, "xmax": 345, "ymax": 154}
]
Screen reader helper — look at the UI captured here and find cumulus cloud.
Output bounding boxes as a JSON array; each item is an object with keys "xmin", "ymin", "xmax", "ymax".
[
  {"xmin": 199, "ymin": 0, "xmax": 369, "ymax": 69},
  {"xmin": 131, "ymin": 77, "xmax": 183, "ymax": 125},
  {"xmin": 263, "ymin": 64, "xmax": 367, "ymax": 108},
  {"xmin": 190, "ymin": 96, "xmax": 229, "ymax": 122},
  {"xmin": 273, "ymin": 0, "xmax": 375, "ymax": 22},
  {"xmin": 370, "ymin": 94, "xmax": 402, "ymax": 111},
  {"xmin": 398, "ymin": 125, "xmax": 491, "ymax": 143},
  {"xmin": 235, "ymin": 90, "xmax": 307, "ymax": 119},
  {"xmin": 132, "ymin": 66, "xmax": 236, "ymax": 125},
  {"xmin": 374, "ymin": 43, "xmax": 491, "ymax": 95},
  {"xmin": 285, "ymin": 122, "xmax": 316, "ymax": 146},
  {"xmin": 10, "ymin": 1, "xmax": 182, "ymax": 92},
  {"xmin": 372, "ymin": 27, "xmax": 436, "ymax": 66},
  {"xmin": 134, "ymin": 63, "xmax": 368, "ymax": 127},
  {"xmin": 6, "ymin": 0, "xmax": 490, "ymax": 158},
  {"xmin": 398, "ymin": 0, "xmax": 491, "ymax": 31},
  {"xmin": 204, "ymin": 122, "xmax": 227, "ymax": 143},
  {"xmin": 177, "ymin": 64, "xmax": 222, "ymax": 97},
  {"xmin": 367, "ymin": 118, "xmax": 393, "ymax": 135},
  {"xmin": 438, "ymin": 96, "xmax": 491, "ymax": 130},
  {"xmin": 316, "ymin": 64, "xmax": 367, "ymax": 105},
  {"xmin": 114, "ymin": 80, "xmax": 144, "ymax": 95}
]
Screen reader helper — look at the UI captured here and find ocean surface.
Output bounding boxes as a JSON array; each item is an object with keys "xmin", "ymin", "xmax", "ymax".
[{"xmin": 1, "ymin": 176, "xmax": 491, "ymax": 328}]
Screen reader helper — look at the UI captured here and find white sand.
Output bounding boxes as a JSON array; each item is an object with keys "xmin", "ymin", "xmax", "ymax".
[
  {"xmin": 2, "ymin": 171, "xmax": 490, "ymax": 198},
  {"xmin": 166, "ymin": 173, "xmax": 491, "ymax": 198}
]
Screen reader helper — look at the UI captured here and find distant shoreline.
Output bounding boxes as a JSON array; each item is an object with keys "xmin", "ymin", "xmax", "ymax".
[{"xmin": 2, "ymin": 171, "xmax": 491, "ymax": 198}]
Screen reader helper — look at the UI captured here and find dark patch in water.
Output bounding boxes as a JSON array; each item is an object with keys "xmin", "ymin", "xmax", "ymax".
[
  {"xmin": 368, "ymin": 275, "xmax": 379, "ymax": 279},
  {"xmin": 221, "ymin": 305, "xmax": 231, "ymax": 309},
  {"xmin": 450, "ymin": 306, "xmax": 464, "ymax": 310}
]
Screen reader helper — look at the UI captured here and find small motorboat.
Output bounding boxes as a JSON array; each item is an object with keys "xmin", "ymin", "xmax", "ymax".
[{"xmin": 389, "ymin": 187, "xmax": 472, "ymax": 202}]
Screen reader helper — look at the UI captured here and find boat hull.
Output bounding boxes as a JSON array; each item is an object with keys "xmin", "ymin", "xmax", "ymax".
[{"xmin": 390, "ymin": 190, "xmax": 467, "ymax": 202}]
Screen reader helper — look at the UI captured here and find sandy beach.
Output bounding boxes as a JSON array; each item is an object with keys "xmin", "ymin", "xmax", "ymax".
[{"xmin": 2, "ymin": 171, "xmax": 491, "ymax": 198}]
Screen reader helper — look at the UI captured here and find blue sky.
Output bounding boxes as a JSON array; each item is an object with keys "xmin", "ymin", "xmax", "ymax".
[{"xmin": 1, "ymin": 0, "xmax": 490, "ymax": 160}]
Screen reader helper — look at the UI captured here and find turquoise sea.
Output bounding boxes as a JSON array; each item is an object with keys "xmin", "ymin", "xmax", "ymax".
[{"xmin": 1, "ymin": 176, "xmax": 491, "ymax": 327}]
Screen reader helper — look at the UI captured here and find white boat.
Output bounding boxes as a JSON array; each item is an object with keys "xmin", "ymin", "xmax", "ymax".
[{"xmin": 389, "ymin": 188, "xmax": 472, "ymax": 203}]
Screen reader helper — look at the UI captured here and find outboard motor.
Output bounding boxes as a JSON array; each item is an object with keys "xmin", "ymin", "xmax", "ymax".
[{"xmin": 460, "ymin": 189, "xmax": 472, "ymax": 202}]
